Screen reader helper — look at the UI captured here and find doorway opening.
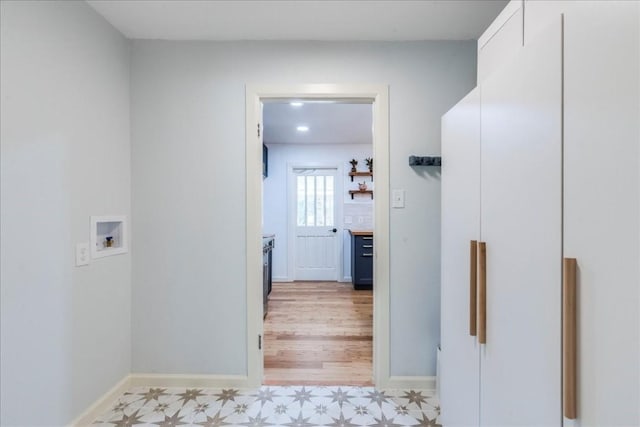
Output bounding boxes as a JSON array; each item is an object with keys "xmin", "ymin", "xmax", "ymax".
[
  {"xmin": 245, "ymin": 84, "xmax": 390, "ymax": 389},
  {"xmin": 261, "ymin": 99, "xmax": 374, "ymax": 385}
]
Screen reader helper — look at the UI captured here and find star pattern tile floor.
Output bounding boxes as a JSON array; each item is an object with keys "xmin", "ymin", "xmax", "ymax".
[{"xmin": 93, "ymin": 386, "xmax": 441, "ymax": 426}]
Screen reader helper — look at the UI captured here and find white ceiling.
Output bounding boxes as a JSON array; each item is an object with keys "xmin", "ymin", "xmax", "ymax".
[
  {"xmin": 87, "ymin": 0, "xmax": 508, "ymax": 41},
  {"xmin": 263, "ymin": 101, "xmax": 372, "ymax": 145},
  {"xmin": 86, "ymin": 1, "xmax": 507, "ymax": 145}
]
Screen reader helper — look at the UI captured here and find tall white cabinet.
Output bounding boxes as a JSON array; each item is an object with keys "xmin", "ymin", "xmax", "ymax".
[
  {"xmin": 441, "ymin": 1, "xmax": 639, "ymax": 426},
  {"xmin": 441, "ymin": 17, "xmax": 563, "ymax": 427},
  {"xmin": 441, "ymin": 88, "xmax": 481, "ymax": 427},
  {"xmin": 480, "ymin": 19, "xmax": 563, "ymax": 425}
]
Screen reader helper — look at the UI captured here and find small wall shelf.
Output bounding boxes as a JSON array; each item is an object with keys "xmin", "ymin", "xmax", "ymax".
[
  {"xmin": 349, "ymin": 190, "xmax": 374, "ymax": 200},
  {"xmin": 348, "ymin": 171, "xmax": 373, "ymax": 182},
  {"xmin": 91, "ymin": 215, "xmax": 128, "ymax": 259}
]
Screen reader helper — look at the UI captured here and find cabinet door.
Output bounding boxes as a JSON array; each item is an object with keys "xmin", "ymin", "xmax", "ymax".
[
  {"xmin": 480, "ymin": 17, "xmax": 562, "ymax": 426},
  {"xmin": 440, "ymin": 88, "xmax": 481, "ymax": 426},
  {"xmin": 561, "ymin": 2, "xmax": 640, "ymax": 425},
  {"xmin": 352, "ymin": 236, "xmax": 373, "ymax": 288}
]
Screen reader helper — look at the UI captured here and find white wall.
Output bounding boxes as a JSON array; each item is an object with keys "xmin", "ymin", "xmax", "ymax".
[
  {"xmin": 263, "ymin": 143, "xmax": 373, "ymax": 282},
  {"xmin": 0, "ymin": 1, "xmax": 131, "ymax": 425},
  {"xmin": 131, "ymin": 40, "xmax": 476, "ymax": 376}
]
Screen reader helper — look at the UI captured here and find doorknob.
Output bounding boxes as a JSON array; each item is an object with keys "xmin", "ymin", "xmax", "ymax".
[{"xmin": 329, "ymin": 228, "xmax": 337, "ymax": 233}]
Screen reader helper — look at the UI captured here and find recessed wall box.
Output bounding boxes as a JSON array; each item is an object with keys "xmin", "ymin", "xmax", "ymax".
[{"xmin": 90, "ymin": 215, "xmax": 128, "ymax": 259}]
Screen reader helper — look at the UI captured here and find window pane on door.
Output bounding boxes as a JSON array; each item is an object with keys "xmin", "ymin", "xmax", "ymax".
[
  {"xmin": 306, "ymin": 176, "xmax": 315, "ymax": 226},
  {"xmin": 316, "ymin": 176, "xmax": 325, "ymax": 226},
  {"xmin": 325, "ymin": 176, "xmax": 334, "ymax": 226},
  {"xmin": 297, "ymin": 176, "xmax": 306, "ymax": 226}
]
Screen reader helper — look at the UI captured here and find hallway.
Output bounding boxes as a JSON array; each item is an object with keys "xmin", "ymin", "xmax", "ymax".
[{"xmin": 263, "ymin": 282, "xmax": 373, "ymax": 386}]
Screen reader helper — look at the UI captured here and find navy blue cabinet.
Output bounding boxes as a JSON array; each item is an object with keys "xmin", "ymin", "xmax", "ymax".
[
  {"xmin": 262, "ymin": 236, "xmax": 274, "ymax": 317},
  {"xmin": 350, "ymin": 232, "xmax": 373, "ymax": 290}
]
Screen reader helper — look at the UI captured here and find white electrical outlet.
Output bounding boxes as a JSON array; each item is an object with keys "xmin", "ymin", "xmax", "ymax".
[
  {"xmin": 392, "ymin": 189, "xmax": 405, "ymax": 208},
  {"xmin": 75, "ymin": 242, "xmax": 90, "ymax": 266}
]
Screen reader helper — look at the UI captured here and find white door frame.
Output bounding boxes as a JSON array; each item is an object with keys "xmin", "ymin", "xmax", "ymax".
[
  {"xmin": 245, "ymin": 84, "xmax": 390, "ymax": 388},
  {"xmin": 287, "ymin": 163, "xmax": 344, "ymax": 282}
]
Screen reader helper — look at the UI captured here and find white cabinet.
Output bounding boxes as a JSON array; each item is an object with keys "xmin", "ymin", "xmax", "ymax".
[
  {"xmin": 479, "ymin": 19, "xmax": 563, "ymax": 426},
  {"xmin": 526, "ymin": 2, "xmax": 640, "ymax": 425},
  {"xmin": 441, "ymin": 17, "xmax": 563, "ymax": 427},
  {"xmin": 442, "ymin": 2, "xmax": 640, "ymax": 426},
  {"xmin": 541, "ymin": 2, "xmax": 638, "ymax": 426},
  {"xmin": 477, "ymin": 0, "xmax": 523, "ymax": 83},
  {"xmin": 440, "ymin": 88, "xmax": 481, "ymax": 427}
]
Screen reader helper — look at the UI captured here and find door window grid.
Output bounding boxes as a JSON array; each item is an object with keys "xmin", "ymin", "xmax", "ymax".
[{"xmin": 297, "ymin": 175, "xmax": 334, "ymax": 227}]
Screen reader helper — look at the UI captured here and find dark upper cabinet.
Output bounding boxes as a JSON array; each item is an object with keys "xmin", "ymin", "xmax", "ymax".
[{"xmin": 262, "ymin": 144, "xmax": 268, "ymax": 178}]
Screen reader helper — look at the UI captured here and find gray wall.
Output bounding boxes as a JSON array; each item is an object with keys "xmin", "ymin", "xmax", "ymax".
[
  {"xmin": 0, "ymin": 1, "xmax": 131, "ymax": 424},
  {"xmin": 131, "ymin": 40, "xmax": 476, "ymax": 376}
]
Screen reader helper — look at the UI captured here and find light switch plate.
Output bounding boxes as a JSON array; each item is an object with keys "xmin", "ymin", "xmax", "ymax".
[
  {"xmin": 76, "ymin": 242, "xmax": 90, "ymax": 266},
  {"xmin": 392, "ymin": 189, "xmax": 405, "ymax": 208}
]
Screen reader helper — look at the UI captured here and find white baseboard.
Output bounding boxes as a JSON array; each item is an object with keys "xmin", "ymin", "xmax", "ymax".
[
  {"xmin": 69, "ymin": 375, "xmax": 131, "ymax": 427},
  {"xmin": 385, "ymin": 376, "xmax": 436, "ymax": 392},
  {"xmin": 341, "ymin": 276, "xmax": 352, "ymax": 283},
  {"xmin": 272, "ymin": 277, "xmax": 291, "ymax": 282},
  {"xmin": 69, "ymin": 373, "xmax": 250, "ymax": 426},
  {"xmin": 130, "ymin": 373, "xmax": 250, "ymax": 389}
]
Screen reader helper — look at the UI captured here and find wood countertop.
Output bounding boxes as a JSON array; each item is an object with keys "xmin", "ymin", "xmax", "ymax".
[{"xmin": 348, "ymin": 230, "xmax": 373, "ymax": 236}]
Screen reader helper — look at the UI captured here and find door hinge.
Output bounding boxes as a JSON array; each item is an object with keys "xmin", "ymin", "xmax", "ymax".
[
  {"xmin": 258, "ymin": 334, "xmax": 262, "ymax": 350},
  {"xmin": 257, "ymin": 123, "xmax": 261, "ymax": 138}
]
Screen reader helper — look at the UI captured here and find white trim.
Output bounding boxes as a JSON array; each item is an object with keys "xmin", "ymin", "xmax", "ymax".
[
  {"xmin": 385, "ymin": 376, "xmax": 437, "ymax": 392},
  {"xmin": 246, "ymin": 84, "xmax": 390, "ymax": 389},
  {"xmin": 69, "ymin": 375, "xmax": 131, "ymax": 427},
  {"xmin": 130, "ymin": 374, "xmax": 250, "ymax": 389}
]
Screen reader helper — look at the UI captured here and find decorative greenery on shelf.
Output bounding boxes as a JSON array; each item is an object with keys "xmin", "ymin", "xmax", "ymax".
[
  {"xmin": 349, "ymin": 159, "xmax": 358, "ymax": 172},
  {"xmin": 365, "ymin": 157, "xmax": 373, "ymax": 172}
]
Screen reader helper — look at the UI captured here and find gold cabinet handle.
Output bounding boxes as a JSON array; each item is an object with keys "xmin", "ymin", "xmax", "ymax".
[
  {"xmin": 563, "ymin": 258, "xmax": 577, "ymax": 419},
  {"xmin": 470, "ymin": 240, "xmax": 478, "ymax": 336},
  {"xmin": 478, "ymin": 242, "xmax": 487, "ymax": 344}
]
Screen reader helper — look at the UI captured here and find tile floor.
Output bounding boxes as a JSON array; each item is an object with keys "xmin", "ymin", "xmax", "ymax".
[{"xmin": 93, "ymin": 386, "xmax": 441, "ymax": 426}]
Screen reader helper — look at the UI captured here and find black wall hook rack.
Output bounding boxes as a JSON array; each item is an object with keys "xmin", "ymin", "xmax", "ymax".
[{"xmin": 409, "ymin": 156, "xmax": 441, "ymax": 166}]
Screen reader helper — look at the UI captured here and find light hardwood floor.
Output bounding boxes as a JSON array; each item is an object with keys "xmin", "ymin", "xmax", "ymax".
[{"xmin": 263, "ymin": 281, "xmax": 373, "ymax": 386}]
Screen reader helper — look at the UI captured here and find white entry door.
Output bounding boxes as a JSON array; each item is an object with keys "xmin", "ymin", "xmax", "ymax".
[{"xmin": 293, "ymin": 168, "xmax": 339, "ymax": 281}]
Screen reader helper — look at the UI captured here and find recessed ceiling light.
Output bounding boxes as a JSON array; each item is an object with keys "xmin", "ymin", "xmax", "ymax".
[
  {"xmin": 290, "ymin": 102, "xmax": 303, "ymax": 107},
  {"xmin": 296, "ymin": 126, "xmax": 309, "ymax": 132}
]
